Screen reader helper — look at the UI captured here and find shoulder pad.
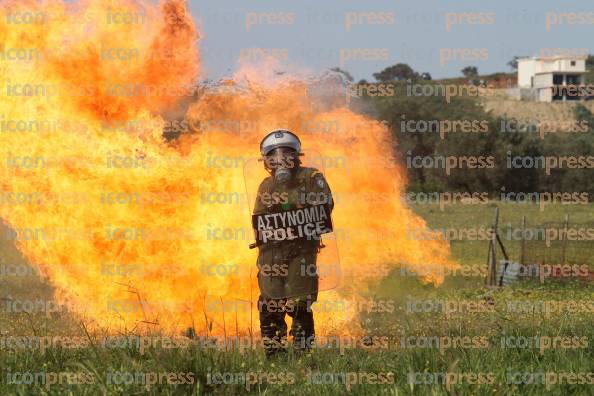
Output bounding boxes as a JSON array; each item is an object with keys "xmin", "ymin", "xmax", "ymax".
[
  {"xmin": 259, "ymin": 176, "xmax": 274, "ymax": 190},
  {"xmin": 311, "ymin": 171, "xmax": 327, "ymax": 190}
]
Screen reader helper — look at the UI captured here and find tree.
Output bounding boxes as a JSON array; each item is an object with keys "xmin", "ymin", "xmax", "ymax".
[
  {"xmin": 373, "ymin": 63, "xmax": 418, "ymax": 82},
  {"xmin": 508, "ymin": 56, "xmax": 522, "ymax": 70},
  {"xmin": 461, "ymin": 66, "xmax": 479, "ymax": 78},
  {"xmin": 362, "ymin": 84, "xmax": 540, "ymax": 194}
]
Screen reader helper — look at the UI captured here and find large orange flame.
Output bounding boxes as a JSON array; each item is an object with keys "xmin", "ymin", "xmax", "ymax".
[{"xmin": 0, "ymin": 0, "xmax": 455, "ymax": 336}]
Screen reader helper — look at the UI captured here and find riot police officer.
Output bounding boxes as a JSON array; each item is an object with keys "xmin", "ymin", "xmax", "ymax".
[{"xmin": 253, "ymin": 129, "xmax": 333, "ymax": 358}]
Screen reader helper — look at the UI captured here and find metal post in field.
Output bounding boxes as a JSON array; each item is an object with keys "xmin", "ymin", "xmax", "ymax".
[
  {"xmin": 560, "ymin": 214, "xmax": 569, "ymax": 266},
  {"xmin": 486, "ymin": 207, "xmax": 499, "ymax": 286},
  {"xmin": 520, "ymin": 215, "xmax": 526, "ymax": 266},
  {"xmin": 485, "ymin": 239, "xmax": 492, "ymax": 286}
]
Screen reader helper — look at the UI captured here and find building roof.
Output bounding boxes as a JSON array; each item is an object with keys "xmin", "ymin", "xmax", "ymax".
[
  {"xmin": 534, "ymin": 71, "xmax": 586, "ymax": 75},
  {"xmin": 518, "ymin": 55, "xmax": 588, "ymax": 62}
]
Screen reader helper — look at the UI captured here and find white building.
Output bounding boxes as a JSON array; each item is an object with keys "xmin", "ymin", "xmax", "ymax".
[{"xmin": 517, "ymin": 56, "xmax": 587, "ymax": 102}]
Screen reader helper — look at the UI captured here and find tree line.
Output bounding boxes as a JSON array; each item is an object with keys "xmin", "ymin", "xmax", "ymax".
[{"xmin": 348, "ymin": 62, "xmax": 594, "ymax": 196}]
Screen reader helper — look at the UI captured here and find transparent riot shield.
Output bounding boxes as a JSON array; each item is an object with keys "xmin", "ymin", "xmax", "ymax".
[{"xmin": 243, "ymin": 149, "xmax": 341, "ymax": 298}]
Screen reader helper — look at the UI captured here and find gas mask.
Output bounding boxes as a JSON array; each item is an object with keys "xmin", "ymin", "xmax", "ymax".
[
  {"xmin": 275, "ymin": 167, "xmax": 292, "ymax": 184},
  {"xmin": 264, "ymin": 147, "xmax": 300, "ymax": 185}
]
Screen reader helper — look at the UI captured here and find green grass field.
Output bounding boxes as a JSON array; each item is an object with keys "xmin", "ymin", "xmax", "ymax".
[{"xmin": 1, "ymin": 202, "xmax": 593, "ymax": 395}]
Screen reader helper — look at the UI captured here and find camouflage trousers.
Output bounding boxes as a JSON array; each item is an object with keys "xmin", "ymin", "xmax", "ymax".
[{"xmin": 258, "ymin": 294, "xmax": 316, "ymax": 358}]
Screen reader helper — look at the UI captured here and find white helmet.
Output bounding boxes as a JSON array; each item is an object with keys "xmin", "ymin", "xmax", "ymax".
[{"xmin": 260, "ymin": 130, "xmax": 301, "ymax": 156}]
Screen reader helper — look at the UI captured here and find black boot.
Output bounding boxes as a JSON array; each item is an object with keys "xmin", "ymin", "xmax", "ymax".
[
  {"xmin": 288, "ymin": 301, "xmax": 315, "ymax": 355},
  {"xmin": 258, "ymin": 296, "xmax": 288, "ymax": 359}
]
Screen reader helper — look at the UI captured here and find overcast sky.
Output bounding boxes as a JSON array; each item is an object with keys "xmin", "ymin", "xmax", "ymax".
[{"xmin": 191, "ymin": 0, "xmax": 593, "ymax": 81}]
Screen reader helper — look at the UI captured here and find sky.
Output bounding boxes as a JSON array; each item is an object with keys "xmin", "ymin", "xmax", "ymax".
[{"xmin": 190, "ymin": 0, "xmax": 594, "ymax": 82}]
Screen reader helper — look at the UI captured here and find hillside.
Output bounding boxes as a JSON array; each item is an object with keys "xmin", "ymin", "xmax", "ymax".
[
  {"xmin": 481, "ymin": 93, "xmax": 594, "ymax": 129},
  {"xmin": 434, "ymin": 72, "xmax": 594, "ymax": 131}
]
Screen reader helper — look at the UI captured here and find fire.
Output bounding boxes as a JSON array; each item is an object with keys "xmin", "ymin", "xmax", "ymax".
[{"xmin": 0, "ymin": 0, "xmax": 455, "ymax": 336}]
